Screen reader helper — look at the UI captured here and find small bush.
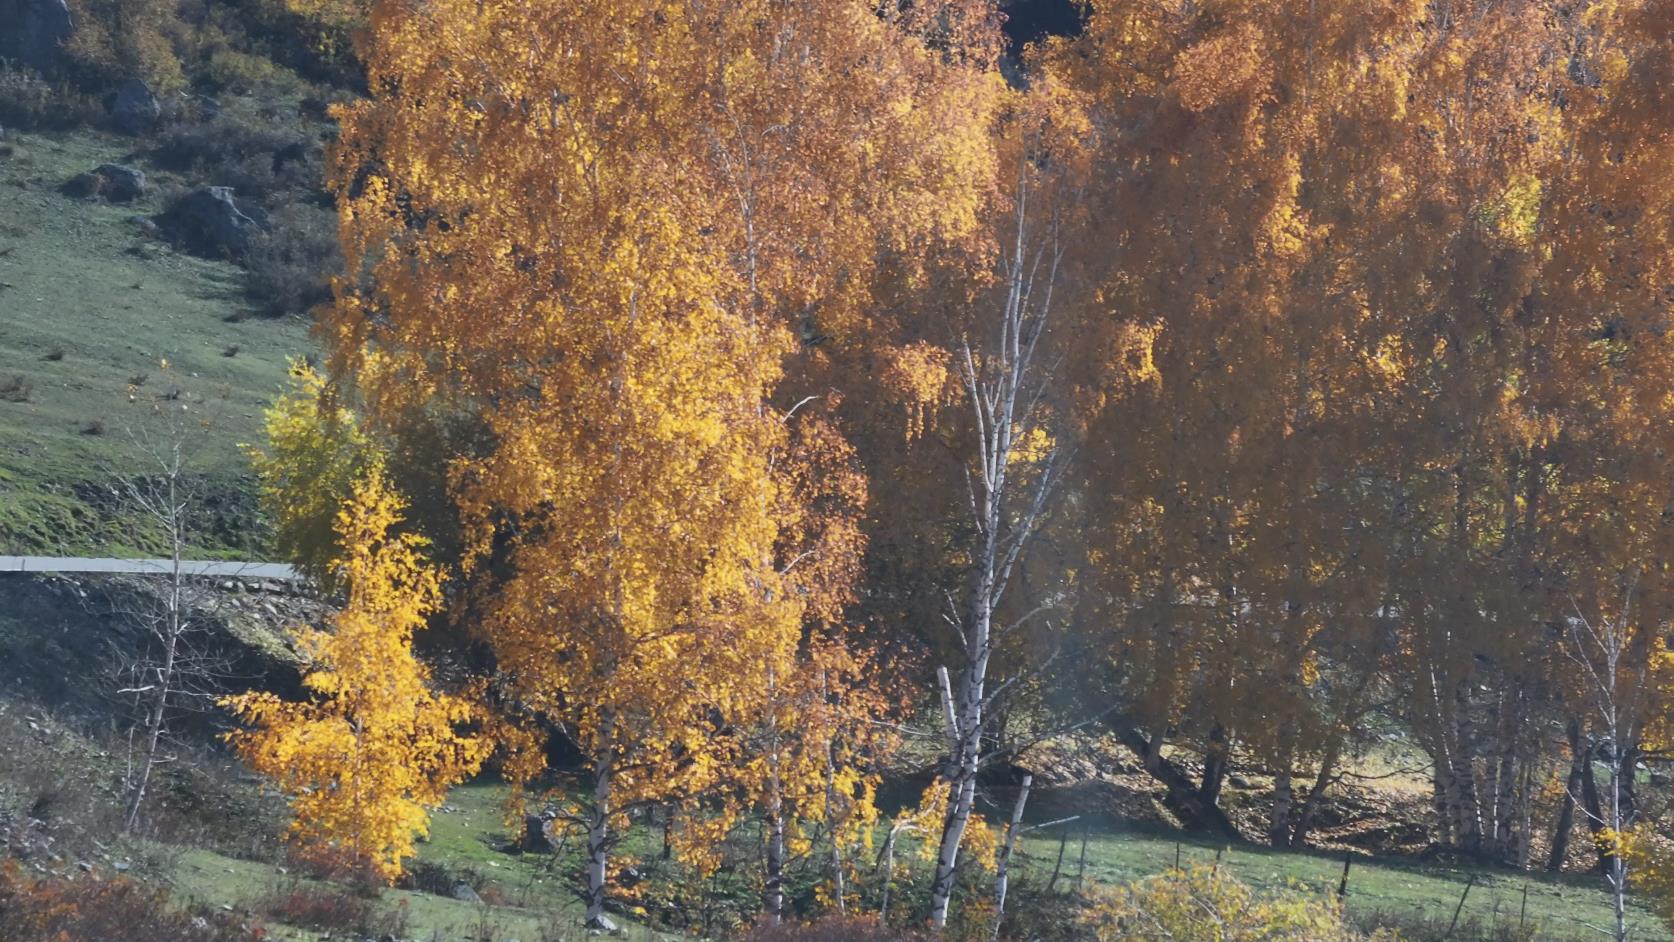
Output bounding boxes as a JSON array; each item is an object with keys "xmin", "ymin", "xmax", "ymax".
[
  {"xmin": 203, "ymin": 47, "xmax": 308, "ymax": 96},
  {"xmin": 745, "ymin": 916, "xmax": 926, "ymax": 942},
  {"xmin": 151, "ymin": 116, "xmax": 310, "ymax": 198},
  {"xmin": 0, "ymin": 861, "xmax": 260, "ymax": 942},
  {"xmin": 257, "ymin": 882, "xmax": 376, "ymax": 933},
  {"xmin": 1081, "ymin": 866, "xmax": 1397, "ymax": 942},
  {"xmin": 244, "ymin": 203, "xmax": 341, "ymax": 316},
  {"xmin": 0, "ymin": 66, "xmax": 101, "ymax": 131},
  {"xmin": 0, "ymin": 375, "xmax": 32, "ymax": 402}
]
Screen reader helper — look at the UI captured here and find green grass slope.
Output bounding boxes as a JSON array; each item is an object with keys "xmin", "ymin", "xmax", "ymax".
[
  {"xmin": 1053, "ymin": 827, "xmax": 1667, "ymax": 940},
  {"xmin": 0, "ymin": 127, "xmax": 311, "ymax": 557}
]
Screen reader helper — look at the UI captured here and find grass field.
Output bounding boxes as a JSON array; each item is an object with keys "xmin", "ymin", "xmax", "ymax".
[
  {"xmin": 0, "ymin": 127, "xmax": 311, "ymax": 556},
  {"xmin": 162, "ymin": 780, "xmax": 1666, "ymax": 942},
  {"xmin": 1044, "ymin": 825, "xmax": 1665, "ymax": 940},
  {"xmin": 164, "ymin": 782, "xmax": 680, "ymax": 942}
]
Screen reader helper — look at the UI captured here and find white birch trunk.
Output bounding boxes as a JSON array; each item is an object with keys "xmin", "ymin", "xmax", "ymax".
[
  {"xmin": 584, "ymin": 746, "xmax": 616, "ymax": 930},
  {"xmin": 991, "ymin": 775, "xmax": 1032, "ymax": 941}
]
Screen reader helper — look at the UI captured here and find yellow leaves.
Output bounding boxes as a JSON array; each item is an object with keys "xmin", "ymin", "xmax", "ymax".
[
  {"xmin": 247, "ymin": 360, "xmax": 375, "ymax": 589},
  {"xmin": 882, "ymin": 342, "xmax": 956, "ymax": 440},
  {"xmin": 1622, "ymin": 825, "xmax": 1674, "ymax": 929},
  {"xmin": 1082, "ymin": 865, "xmax": 1390, "ymax": 942},
  {"xmin": 1488, "ymin": 172, "xmax": 1544, "ymax": 246},
  {"xmin": 222, "ymin": 466, "xmax": 488, "ymax": 882},
  {"xmin": 1258, "ymin": 156, "xmax": 1311, "ymax": 261}
]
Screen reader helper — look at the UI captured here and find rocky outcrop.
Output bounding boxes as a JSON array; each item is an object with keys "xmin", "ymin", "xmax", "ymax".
[
  {"xmin": 0, "ymin": 0, "xmax": 73, "ymax": 74},
  {"xmin": 156, "ymin": 186, "xmax": 270, "ymax": 258},
  {"xmin": 108, "ymin": 79, "xmax": 160, "ymax": 135},
  {"xmin": 64, "ymin": 163, "xmax": 146, "ymax": 202}
]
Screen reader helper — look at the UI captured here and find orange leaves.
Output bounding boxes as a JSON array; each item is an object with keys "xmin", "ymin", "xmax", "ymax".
[{"xmin": 1170, "ymin": 22, "xmax": 1269, "ymax": 113}]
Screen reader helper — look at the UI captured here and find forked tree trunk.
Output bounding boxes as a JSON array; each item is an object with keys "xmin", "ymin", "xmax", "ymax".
[
  {"xmin": 1113, "ymin": 725, "xmax": 1242, "ymax": 840},
  {"xmin": 928, "ymin": 153, "xmax": 1066, "ymax": 930},
  {"xmin": 930, "ymin": 641, "xmax": 989, "ymax": 928}
]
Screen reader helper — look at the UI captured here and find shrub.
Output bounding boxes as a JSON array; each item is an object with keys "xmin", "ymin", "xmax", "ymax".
[
  {"xmin": 0, "ymin": 861, "xmax": 260, "ymax": 942},
  {"xmin": 1081, "ymin": 866, "xmax": 1397, "ymax": 942},
  {"xmin": 62, "ymin": 0, "xmax": 189, "ymax": 95},
  {"xmin": 256, "ymin": 882, "xmax": 376, "ymax": 933},
  {"xmin": 0, "ymin": 375, "xmax": 31, "ymax": 403},
  {"xmin": 745, "ymin": 916, "xmax": 926, "ymax": 942},
  {"xmin": 203, "ymin": 47, "xmax": 308, "ymax": 96},
  {"xmin": 151, "ymin": 116, "xmax": 315, "ymax": 202},
  {"xmin": 243, "ymin": 203, "xmax": 341, "ymax": 316},
  {"xmin": 0, "ymin": 67, "xmax": 101, "ymax": 131}
]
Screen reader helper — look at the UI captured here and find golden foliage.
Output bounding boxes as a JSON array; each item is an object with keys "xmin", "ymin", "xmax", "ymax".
[
  {"xmin": 246, "ymin": 360, "xmax": 374, "ymax": 589},
  {"xmin": 1082, "ymin": 865, "xmax": 1396, "ymax": 942},
  {"xmin": 222, "ymin": 466, "xmax": 489, "ymax": 882}
]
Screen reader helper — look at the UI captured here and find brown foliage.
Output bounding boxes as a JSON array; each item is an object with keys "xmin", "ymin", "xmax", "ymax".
[{"xmin": 0, "ymin": 862, "xmax": 260, "ymax": 942}]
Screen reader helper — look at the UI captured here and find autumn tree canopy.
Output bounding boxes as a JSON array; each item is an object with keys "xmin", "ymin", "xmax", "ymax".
[{"xmin": 232, "ymin": 0, "xmax": 1674, "ymax": 932}]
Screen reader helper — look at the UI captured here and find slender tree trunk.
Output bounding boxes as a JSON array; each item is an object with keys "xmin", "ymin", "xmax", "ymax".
[
  {"xmin": 584, "ymin": 747, "xmax": 615, "ymax": 929},
  {"xmin": 764, "ymin": 798, "xmax": 785, "ymax": 922},
  {"xmin": 879, "ymin": 826, "xmax": 900, "ymax": 923},
  {"xmin": 991, "ymin": 775, "xmax": 1031, "ymax": 942},
  {"xmin": 1291, "ymin": 724, "xmax": 1349, "ymax": 849},
  {"xmin": 1433, "ymin": 760, "xmax": 1456, "ymax": 847},
  {"xmin": 1490, "ymin": 687, "xmax": 1524, "ymax": 862},
  {"xmin": 825, "ymin": 738, "xmax": 847, "ymax": 915},
  {"xmin": 1269, "ymin": 762, "xmax": 1295, "ymax": 849},
  {"xmin": 1548, "ymin": 735, "xmax": 1584, "ymax": 872},
  {"xmin": 125, "ymin": 526, "xmax": 183, "ymax": 832},
  {"xmin": 1580, "ymin": 743, "xmax": 1610, "ymax": 873},
  {"xmin": 1448, "ymin": 692, "xmax": 1484, "ymax": 853},
  {"xmin": 930, "ymin": 627, "xmax": 988, "ymax": 929},
  {"xmin": 1200, "ymin": 722, "xmax": 1229, "ymax": 806},
  {"xmin": 1616, "ymin": 739, "xmax": 1639, "ymax": 828}
]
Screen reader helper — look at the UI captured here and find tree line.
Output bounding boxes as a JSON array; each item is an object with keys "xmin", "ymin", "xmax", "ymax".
[{"xmin": 225, "ymin": 0, "xmax": 1674, "ymax": 935}]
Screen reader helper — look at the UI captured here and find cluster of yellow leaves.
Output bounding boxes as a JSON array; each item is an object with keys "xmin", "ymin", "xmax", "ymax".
[
  {"xmin": 1621, "ymin": 827, "xmax": 1674, "ymax": 926},
  {"xmin": 1082, "ymin": 865, "xmax": 1397, "ymax": 942},
  {"xmin": 246, "ymin": 360, "xmax": 372, "ymax": 589},
  {"xmin": 222, "ymin": 466, "xmax": 489, "ymax": 882}
]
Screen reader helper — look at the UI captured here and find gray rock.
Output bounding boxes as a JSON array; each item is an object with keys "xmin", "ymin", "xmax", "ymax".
[
  {"xmin": 450, "ymin": 882, "xmax": 481, "ymax": 903},
  {"xmin": 91, "ymin": 163, "xmax": 145, "ymax": 201},
  {"xmin": 157, "ymin": 186, "xmax": 270, "ymax": 258},
  {"xmin": 0, "ymin": 0, "xmax": 73, "ymax": 74},
  {"xmin": 109, "ymin": 79, "xmax": 160, "ymax": 135}
]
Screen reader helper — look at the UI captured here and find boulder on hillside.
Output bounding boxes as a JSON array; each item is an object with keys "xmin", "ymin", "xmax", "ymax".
[
  {"xmin": 64, "ymin": 162, "xmax": 146, "ymax": 201},
  {"xmin": 156, "ymin": 186, "xmax": 270, "ymax": 258},
  {"xmin": 93, "ymin": 163, "xmax": 145, "ymax": 201},
  {"xmin": 0, "ymin": 0, "xmax": 74, "ymax": 74},
  {"xmin": 108, "ymin": 78, "xmax": 160, "ymax": 135}
]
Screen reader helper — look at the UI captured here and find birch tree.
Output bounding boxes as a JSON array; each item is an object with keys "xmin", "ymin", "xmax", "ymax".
[{"xmin": 928, "ymin": 108, "xmax": 1082, "ymax": 928}]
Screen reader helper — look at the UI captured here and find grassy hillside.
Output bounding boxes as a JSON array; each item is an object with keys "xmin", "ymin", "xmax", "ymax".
[{"xmin": 0, "ymin": 126, "xmax": 311, "ymax": 557}]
